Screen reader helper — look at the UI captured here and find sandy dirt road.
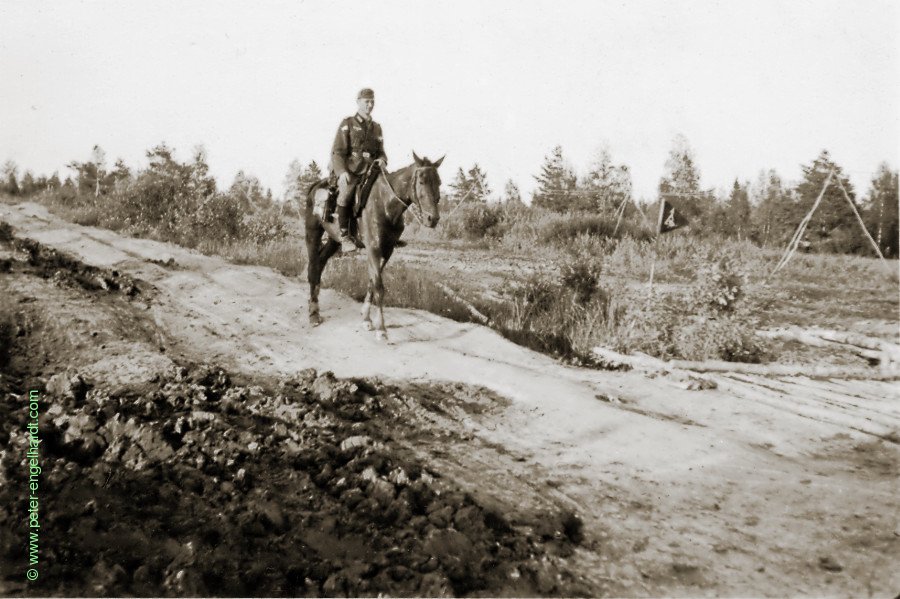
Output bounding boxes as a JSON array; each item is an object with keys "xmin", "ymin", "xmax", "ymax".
[{"xmin": 2, "ymin": 201, "xmax": 898, "ymax": 597}]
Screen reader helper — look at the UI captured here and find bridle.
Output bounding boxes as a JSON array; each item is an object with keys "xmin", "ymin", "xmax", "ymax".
[{"xmin": 376, "ymin": 166, "xmax": 431, "ymax": 226}]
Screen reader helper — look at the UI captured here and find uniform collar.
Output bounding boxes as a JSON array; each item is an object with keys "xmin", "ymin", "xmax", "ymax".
[{"xmin": 355, "ymin": 112, "xmax": 372, "ymax": 124}]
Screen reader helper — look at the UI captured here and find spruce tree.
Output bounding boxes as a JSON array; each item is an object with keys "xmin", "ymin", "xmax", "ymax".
[
  {"xmin": 449, "ymin": 167, "xmax": 469, "ymax": 203},
  {"xmin": 20, "ymin": 171, "xmax": 36, "ymax": 195},
  {"xmin": 466, "ymin": 164, "xmax": 491, "ymax": 202},
  {"xmin": 750, "ymin": 169, "xmax": 793, "ymax": 247},
  {"xmin": 658, "ymin": 134, "xmax": 708, "ymax": 220},
  {"xmin": 724, "ymin": 179, "xmax": 752, "ymax": 239},
  {"xmin": 580, "ymin": 146, "xmax": 632, "ymax": 215},
  {"xmin": 864, "ymin": 163, "xmax": 899, "ymax": 257},
  {"xmin": 532, "ymin": 145, "xmax": 577, "ymax": 212},
  {"xmin": 502, "ymin": 179, "xmax": 522, "ymax": 204},
  {"xmin": 796, "ymin": 150, "xmax": 865, "ymax": 254},
  {"xmin": 298, "ymin": 160, "xmax": 323, "ymax": 197},
  {"xmin": 2, "ymin": 160, "xmax": 19, "ymax": 195}
]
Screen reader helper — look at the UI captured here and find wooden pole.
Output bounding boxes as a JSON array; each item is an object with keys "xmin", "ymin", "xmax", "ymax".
[
  {"xmin": 833, "ymin": 175, "xmax": 888, "ymax": 265},
  {"xmin": 648, "ymin": 200, "xmax": 664, "ymax": 292},
  {"xmin": 772, "ymin": 169, "xmax": 834, "ymax": 274},
  {"xmin": 612, "ymin": 197, "xmax": 628, "ymax": 236}
]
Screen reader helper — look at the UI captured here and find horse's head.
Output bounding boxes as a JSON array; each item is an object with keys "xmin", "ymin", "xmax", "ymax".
[{"xmin": 410, "ymin": 151, "xmax": 444, "ymax": 228}]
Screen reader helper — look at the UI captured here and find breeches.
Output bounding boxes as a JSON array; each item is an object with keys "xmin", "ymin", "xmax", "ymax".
[{"xmin": 336, "ymin": 174, "xmax": 360, "ymax": 207}]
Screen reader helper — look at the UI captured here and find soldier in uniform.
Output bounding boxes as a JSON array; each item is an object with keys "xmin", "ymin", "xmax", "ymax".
[{"xmin": 330, "ymin": 87, "xmax": 387, "ymax": 253}]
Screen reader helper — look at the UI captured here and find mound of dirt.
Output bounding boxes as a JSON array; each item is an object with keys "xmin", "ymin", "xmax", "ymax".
[{"xmin": 1, "ymin": 363, "xmax": 586, "ymax": 596}]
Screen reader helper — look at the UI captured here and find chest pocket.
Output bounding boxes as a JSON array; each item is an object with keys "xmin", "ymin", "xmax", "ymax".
[{"xmin": 349, "ymin": 125, "xmax": 368, "ymax": 148}]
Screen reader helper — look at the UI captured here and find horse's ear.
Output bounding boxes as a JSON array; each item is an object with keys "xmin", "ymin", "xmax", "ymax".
[
  {"xmin": 432, "ymin": 155, "xmax": 445, "ymax": 168},
  {"xmin": 412, "ymin": 151, "xmax": 423, "ymax": 166}
]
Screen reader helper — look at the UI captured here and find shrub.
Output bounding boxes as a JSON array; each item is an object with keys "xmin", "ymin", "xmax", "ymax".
[
  {"xmin": 611, "ymin": 274, "xmax": 770, "ymax": 363},
  {"xmin": 538, "ymin": 214, "xmax": 651, "ymax": 247},
  {"xmin": 242, "ymin": 209, "xmax": 289, "ymax": 245},
  {"xmin": 559, "ymin": 253, "xmax": 604, "ymax": 304},
  {"xmin": 690, "ymin": 256, "xmax": 744, "ymax": 314},
  {"xmin": 440, "ymin": 203, "xmax": 508, "ymax": 241},
  {"xmin": 191, "ymin": 193, "xmax": 245, "ymax": 245}
]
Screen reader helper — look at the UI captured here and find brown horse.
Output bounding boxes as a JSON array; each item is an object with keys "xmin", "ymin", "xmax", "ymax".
[{"xmin": 304, "ymin": 152, "xmax": 444, "ymax": 340}]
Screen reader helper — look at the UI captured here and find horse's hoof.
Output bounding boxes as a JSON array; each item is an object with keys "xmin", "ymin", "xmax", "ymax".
[
  {"xmin": 364, "ymin": 320, "xmax": 374, "ymax": 331},
  {"xmin": 309, "ymin": 314, "xmax": 323, "ymax": 327},
  {"xmin": 374, "ymin": 330, "xmax": 387, "ymax": 342}
]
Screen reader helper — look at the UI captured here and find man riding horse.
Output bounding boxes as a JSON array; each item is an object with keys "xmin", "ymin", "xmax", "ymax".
[
  {"xmin": 330, "ymin": 87, "xmax": 387, "ymax": 253},
  {"xmin": 304, "ymin": 88, "xmax": 444, "ymax": 337}
]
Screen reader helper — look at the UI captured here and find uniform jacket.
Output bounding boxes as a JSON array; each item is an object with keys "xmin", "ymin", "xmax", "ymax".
[{"xmin": 330, "ymin": 113, "xmax": 387, "ymax": 177}]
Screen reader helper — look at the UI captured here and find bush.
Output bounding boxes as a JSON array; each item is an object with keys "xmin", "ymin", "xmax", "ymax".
[
  {"xmin": 559, "ymin": 253, "xmax": 604, "ymax": 304},
  {"xmin": 491, "ymin": 257, "xmax": 624, "ymax": 362},
  {"xmin": 242, "ymin": 209, "xmax": 289, "ymax": 245},
  {"xmin": 191, "ymin": 193, "xmax": 245, "ymax": 245},
  {"xmin": 690, "ymin": 256, "xmax": 744, "ymax": 314},
  {"xmin": 538, "ymin": 214, "xmax": 651, "ymax": 247},
  {"xmin": 440, "ymin": 203, "xmax": 508, "ymax": 241},
  {"xmin": 611, "ymin": 266, "xmax": 770, "ymax": 363}
]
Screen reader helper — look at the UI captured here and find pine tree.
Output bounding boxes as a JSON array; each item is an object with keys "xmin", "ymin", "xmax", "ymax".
[
  {"xmin": 863, "ymin": 163, "xmax": 899, "ymax": 257},
  {"xmin": 112, "ymin": 158, "xmax": 131, "ymax": 182},
  {"xmin": 724, "ymin": 179, "xmax": 752, "ymax": 239},
  {"xmin": 532, "ymin": 145, "xmax": 577, "ymax": 212},
  {"xmin": 229, "ymin": 171, "xmax": 268, "ymax": 212},
  {"xmin": 2, "ymin": 160, "xmax": 20, "ymax": 195},
  {"xmin": 283, "ymin": 159, "xmax": 304, "ymax": 202},
  {"xmin": 750, "ymin": 169, "xmax": 793, "ymax": 247},
  {"xmin": 20, "ymin": 171, "xmax": 37, "ymax": 195},
  {"xmin": 449, "ymin": 167, "xmax": 469, "ymax": 203},
  {"xmin": 298, "ymin": 161, "xmax": 323, "ymax": 197},
  {"xmin": 188, "ymin": 146, "xmax": 217, "ymax": 199},
  {"xmin": 580, "ymin": 146, "xmax": 632, "ymax": 215},
  {"xmin": 795, "ymin": 150, "xmax": 866, "ymax": 254},
  {"xmin": 502, "ymin": 179, "xmax": 522, "ymax": 204},
  {"xmin": 658, "ymin": 134, "xmax": 707, "ymax": 220},
  {"xmin": 466, "ymin": 164, "xmax": 491, "ymax": 202}
]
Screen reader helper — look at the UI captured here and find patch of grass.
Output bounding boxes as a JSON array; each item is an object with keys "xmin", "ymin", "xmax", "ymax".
[
  {"xmin": 198, "ymin": 237, "xmax": 307, "ymax": 278},
  {"xmin": 322, "ymin": 258, "xmax": 479, "ymax": 323}
]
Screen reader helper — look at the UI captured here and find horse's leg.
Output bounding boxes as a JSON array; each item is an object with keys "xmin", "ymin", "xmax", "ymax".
[
  {"xmin": 361, "ymin": 287, "xmax": 373, "ymax": 330},
  {"xmin": 367, "ymin": 247, "xmax": 388, "ymax": 340},
  {"xmin": 372, "ymin": 245, "xmax": 396, "ymax": 338},
  {"xmin": 306, "ymin": 227, "xmax": 323, "ymax": 326},
  {"xmin": 307, "ymin": 233, "xmax": 339, "ymax": 326}
]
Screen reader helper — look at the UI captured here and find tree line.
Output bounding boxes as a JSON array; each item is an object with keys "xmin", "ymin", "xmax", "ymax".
[
  {"xmin": 380, "ymin": 135, "xmax": 897, "ymax": 257},
  {"xmin": 4, "ymin": 136, "xmax": 897, "ymax": 258}
]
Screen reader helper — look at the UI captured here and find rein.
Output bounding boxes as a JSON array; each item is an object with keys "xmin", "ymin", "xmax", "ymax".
[{"xmin": 377, "ymin": 167, "xmax": 426, "ymax": 226}]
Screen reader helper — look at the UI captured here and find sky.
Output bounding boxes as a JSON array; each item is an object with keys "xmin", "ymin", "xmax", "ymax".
[{"xmin": 1, "ymin": 0, "xmax": 898, "ymax": 202}]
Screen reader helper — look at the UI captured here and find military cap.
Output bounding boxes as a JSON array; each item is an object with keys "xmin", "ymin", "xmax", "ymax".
[{"xmin": 357, "ymin": 88, "xmax": 375, "ymax": 100}]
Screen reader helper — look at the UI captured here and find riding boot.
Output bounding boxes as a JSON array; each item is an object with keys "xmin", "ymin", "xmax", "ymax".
[{"xmin": 336, "ymin": 204, "xmax": 357, "ymax": 253}]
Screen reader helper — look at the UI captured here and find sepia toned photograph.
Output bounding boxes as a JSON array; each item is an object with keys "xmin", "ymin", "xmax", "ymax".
[{"xmin": 1, "ymin": 1, "xmax": 898, "ymax": 596}]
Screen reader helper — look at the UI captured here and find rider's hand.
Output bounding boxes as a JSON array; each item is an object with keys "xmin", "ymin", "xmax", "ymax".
[{"xmin": 338, "ymin": 172, "xmax": 350, "ymax": 186}]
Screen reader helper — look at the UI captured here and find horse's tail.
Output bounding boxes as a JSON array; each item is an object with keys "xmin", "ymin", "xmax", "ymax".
[{"xmin": 304, "ymin": 178, "xmax": 330, "ymax": 211}]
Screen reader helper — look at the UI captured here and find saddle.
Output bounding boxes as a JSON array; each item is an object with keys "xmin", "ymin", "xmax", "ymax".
[{"xmin": 312, "ymin": 164, "xmax": 381, "ymax": 224}]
